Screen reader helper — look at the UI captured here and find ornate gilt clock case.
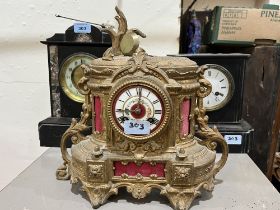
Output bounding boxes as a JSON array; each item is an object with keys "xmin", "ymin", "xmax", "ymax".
[{"xmin": 56, "ymin": 7, "xmax": 228, "ymax": 210}]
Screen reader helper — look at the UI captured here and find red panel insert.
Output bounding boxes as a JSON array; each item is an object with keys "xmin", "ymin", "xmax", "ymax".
[
  {"xmin": 114, "ymin": 161, "xmax": 165, "ymax": 177},
  {"xmin": 93, "ymin": 96, "xmax": 103, "ymax": 132},
  {"xmin": 180, "ymin": 98, "xmax": 191, "ymax": 137}
]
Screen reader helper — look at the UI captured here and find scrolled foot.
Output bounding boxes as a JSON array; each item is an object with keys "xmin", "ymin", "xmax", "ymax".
[
  {"xmin": 81, "ymin": 182, "xmax": 118, "ymax": 208},
  {"xmin": 161, "ymin": 185, "xmax": 199, "ymax": 210},
  {"xmin": 203, "ymin": 177, "xmax": 215, "ymax": 191},
  {"xmin": 56, "ymin": 162, "xmax": 70, "ymax": 180}
]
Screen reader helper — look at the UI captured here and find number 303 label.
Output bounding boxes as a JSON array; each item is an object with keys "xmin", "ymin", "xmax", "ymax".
[
  {"xmin": 124, "ymin": 120, "xmax": 150, "ymax": 135},
  {"xmin": 224, "ymin": 135, "xmax": 242, "ymax": 145},
  {"xmin": 74, "ymin": 23, "xmax": 91, "ymax": 33}
]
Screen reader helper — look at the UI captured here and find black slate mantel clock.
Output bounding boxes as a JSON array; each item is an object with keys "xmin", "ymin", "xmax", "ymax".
[
  {"xmin": 171, "ymin": 53, "xmax": 254, "ymax": 153},
  {"xmin": 38, "ymin": 25, "xmax": 111, "ymax": 147}
]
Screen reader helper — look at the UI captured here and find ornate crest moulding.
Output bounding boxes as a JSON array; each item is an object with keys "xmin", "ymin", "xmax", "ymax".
[{"xmin": 56, "ymin": 6, "xmax": 228, "ymax": 210}]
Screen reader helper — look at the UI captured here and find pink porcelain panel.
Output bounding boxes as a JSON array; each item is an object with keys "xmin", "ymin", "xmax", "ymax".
[
  {"xmin": 180, "ymin": 98, "xmax": 190, "ymax": 137},
  {"xmin": 114, "ymin": 161, "xmax": 165, "ymax": 177},
  {"xmin": 94, "ymin": 96, "xmax": 103, "ymax": 132}
]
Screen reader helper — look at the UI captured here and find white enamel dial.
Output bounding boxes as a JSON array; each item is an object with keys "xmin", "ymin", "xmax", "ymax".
[
  {"xmin": 203, "ymin": 64, "xmax": 235, "ymax": 111},
  {"xmin": 59, "ymin": 53, "xmax": 95, "ymax": 103},
  {"xmin": 113, "ymin": 86, "xmax": 164, "ymax": 132}
]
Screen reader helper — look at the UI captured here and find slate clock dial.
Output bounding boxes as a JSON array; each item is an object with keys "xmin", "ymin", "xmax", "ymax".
[
  {"xmin": 59, "ymin": 53, "xmax": 95, "ymax": 103},
  {"xmin": 113, "ymin": 85, "xmax": 164, "ymax": 132},
  {"xmin": 203, "ymin": 64, "xmax": 235, "ymax": 111}
]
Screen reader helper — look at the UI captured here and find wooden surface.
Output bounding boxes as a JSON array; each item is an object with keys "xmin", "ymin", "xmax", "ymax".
[
  {"xmin": 268, "ymin": 82, "xmax": 280, "ymax": 179},
  {"xmin": 242, "ymin": 45, "xmax": 280, "ymax": 175}
]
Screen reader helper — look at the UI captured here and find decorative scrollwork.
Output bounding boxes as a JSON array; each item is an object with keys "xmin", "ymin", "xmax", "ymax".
[
  {"xmin": 101, "ymin": 7, "xmax": 127, "ymax": 59},
  {"xmin": 161, "ymin": 184, "xmax": 203, "ymax": 210},
  {"xmin": 77, "ymin": 66, "xmax": 91, "ymax": 95},
  {"xmin": 116, "ymin": 140, "xmax": 136, "ymax": 151},
  {"xmin": 194, "ymin": 67, "xmax": 228, "ymax": 176},
  {"xmin": 165, "ymin": 69, "xmax": 197, "ymax": 79},
  {"xmin": 174, "ymin": 167, "xmax": 191, "ymax": 179},
  {"xmin": 111, "ymin": 51, "xmax": 170, "ymax": 83},
  {"xmin": 116, "ymin": 140, "xmax": 162, "ymax": 157},
  {"xmin": 85, "ymin": 65, "xmax": 114, "ymax": 77},
  {"xmin": 56, "ymin": 162, "xmax": 70, "ymax": 180},
  {"xmin": 196, "ymin": 65, "xmax": 212, "ymax": 98},
  {"xmin": 203, "ymin": 176, "xmax": 215, "ymax": 191},
  {"xmin": 127, "ymin": 184, "xmax": 152, "ymax": 199},
  {"xmin": 81, "ymin": 182, "xmax": 118, "ymax": 208},
  {"xmin": 56, "ymin": 94, "xmax": 92, "ymax": 179},
  {"xmin": 87, "ymin": 163, "xmax": 105, "ymax": 182},
  {"xmin": 102, "ymin": 7, "xmax": 145, "ymax": 60},
  {"xmin": 143, "ymin": 140, "xmax": 162, "ymax": 152},
  {"xmin": 194, "ymin": 105, "xmax": 228, "ymax": 175},
  {"xmin": 71, "ymin": 178, "xmax": 217, "ymax": 210}
]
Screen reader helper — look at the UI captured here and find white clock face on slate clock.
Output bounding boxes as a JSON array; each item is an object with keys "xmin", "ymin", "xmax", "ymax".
[{"xmin": 203, "ymin": 64, "xmax": 235, "ymax": 111}]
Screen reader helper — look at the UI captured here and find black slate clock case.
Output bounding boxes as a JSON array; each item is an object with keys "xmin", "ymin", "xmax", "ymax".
[
  {"xmin": 39, "ymin": 25, "xmax": 111, "ymax": 147},
  {"xmin": 186, "ymin": 54, "xmax": 248, "ymax": 123},
  {"xmin": 171, "ymin": 54, "xmax": 254, "ymax": 153}
]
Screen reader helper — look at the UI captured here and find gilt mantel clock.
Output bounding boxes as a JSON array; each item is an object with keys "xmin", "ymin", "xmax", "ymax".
[
  {"xmin": 56, "ymin": 7, "xmax": 228, "ymax": 210},
  {"xmin": 38, "ymin": 24, "xmax": 111, "ymax": 147}
]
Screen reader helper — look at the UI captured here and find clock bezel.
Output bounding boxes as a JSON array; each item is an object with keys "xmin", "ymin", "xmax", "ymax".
[
  {"xmin": 59, "ymin": 53, "xmax": 96, "ymax": 103},
  {"xmin": 107, "ymin": 78, "xmax": 171, "ymax": 141},
  {"xmin": 204, "ymin": 64, "xmax": 235, "ymax": 111}
]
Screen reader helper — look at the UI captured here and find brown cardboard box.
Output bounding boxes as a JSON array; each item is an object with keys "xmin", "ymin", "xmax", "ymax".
[{"xmin": 208, "ymin": 6, "xmax": 280, "ymax": 45}]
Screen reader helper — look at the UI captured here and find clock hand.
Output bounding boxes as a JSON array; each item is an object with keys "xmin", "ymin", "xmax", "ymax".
[
  {"xmin": 214, "ymin": 91, "xmax": 224, "ymax": 97},
  {"xmin": 122, "ymin": 89, "xmax": 143, "ymax": 116},
  {"xmin": 135, "ymin": 86, "xmax": 142, "ymax": 114},
  {"xmin": 134, "ymin": 107, "xmax": 141, "ymax": 115},
  {"xmin": 124, "ymin": 108, "xmax": 131, "ymax": 115},
  {"xmin": 137, "ymin": 87, "xmax": 142, "ymax": 104},
  {"xmin": 123, "ymin": 107, "xmax": 140, "ymax": 115},
  {"xmin": 129, "ymin": 106, "xmax": 141, "ymax": 114}
]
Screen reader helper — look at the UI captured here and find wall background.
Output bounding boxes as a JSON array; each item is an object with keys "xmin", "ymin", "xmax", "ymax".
[
  {"xmin": 0, "ymin": 0, "xmax": 181, "ymax": 190},
  {"xmin": 0, "ymin": 0, "xmax": 279, "ymax": 191}
]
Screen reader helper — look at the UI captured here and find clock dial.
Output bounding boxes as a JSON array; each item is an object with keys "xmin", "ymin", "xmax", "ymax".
[
  {"xmin": 113, "ymin": 85, "xmax": 164, "ymax": 133},
  {"xmin": 203, "ymin": 64, "xmax": 235, "ymax": 111},
  {"xmin": 59, "ymin": 53, "xmax": 95, "ymax": 103}
]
